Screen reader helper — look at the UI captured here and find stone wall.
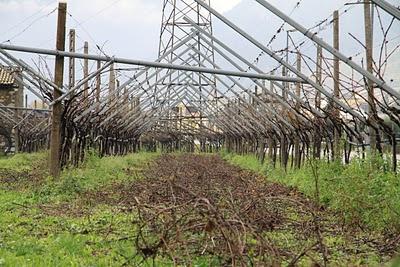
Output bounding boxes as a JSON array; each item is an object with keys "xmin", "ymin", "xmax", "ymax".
[
  {"xmin": 0, "ymin": 70, "xmax": 23, "ymax": 153},
  {"xmin": 0, "ymin": 86, "xmax": 22, "ymax": 107}
]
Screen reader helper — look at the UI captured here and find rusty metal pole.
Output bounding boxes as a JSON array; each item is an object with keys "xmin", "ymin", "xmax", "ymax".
[{"xmin": 50, "ymin": 1, "xmax": 66, "ymax": 177}]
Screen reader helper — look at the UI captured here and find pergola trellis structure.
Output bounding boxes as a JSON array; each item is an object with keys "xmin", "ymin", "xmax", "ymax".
[
  {"xmin": 155, "ymin": 0, "xmax": 218, "ymax": 151},
  {"xmin": 0, "ymin": 0, "xmax": 399, "ymax": 176}
]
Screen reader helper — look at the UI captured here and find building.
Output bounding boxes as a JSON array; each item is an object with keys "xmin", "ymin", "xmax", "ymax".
[
  {"xmin": 0, "ymin": 67, "xmax": 23, "ymax": 107},
  {"xmin": 0, "ymin": 67, "xmax": 23, "ymax": 153}
]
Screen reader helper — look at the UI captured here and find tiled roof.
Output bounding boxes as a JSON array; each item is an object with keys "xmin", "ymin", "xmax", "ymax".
[{"xmin": 0, "ymin": 67, "xmax": 15, "ymax": 86}]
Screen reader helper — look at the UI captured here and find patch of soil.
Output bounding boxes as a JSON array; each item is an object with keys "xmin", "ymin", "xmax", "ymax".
[
  {"xmin": 0, "ymin": 167, "xmax": 44, "ymax": 190},
  {"xmin": 84, "ymin": 154, "xmax": 310, "ymax": 208},
  {"xmin": 38, "ymin": 202, "xmax": 90, "ymax": 217}
]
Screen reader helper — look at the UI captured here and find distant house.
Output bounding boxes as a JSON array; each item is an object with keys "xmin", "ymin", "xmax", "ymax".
[
  {"xmin": 0, "ymin": 67, "xmax": 23, "ymax": 107},
  {"xmin": 175, "ymin": 103, "xmax": 203, "ymax": 130},
  {"xmin": 0, "ymin": 67, "xmax": 23, "ymax": 153}
]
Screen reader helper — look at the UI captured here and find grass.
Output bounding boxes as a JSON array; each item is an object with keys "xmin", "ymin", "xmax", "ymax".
[
  {"xmin": 0, "ymin": 151, "xmax": 161, "ymax": 267},
  {"xmin": 0, "ymin": 152, "xmax": 47, "ymax": 172},
  {"xmin": 62, "ymin": 150, "xmax": 158, "ymax": 189},
  {"xmin": 222, "ymin": 151, "xmax": 400, "ymax": 234}
]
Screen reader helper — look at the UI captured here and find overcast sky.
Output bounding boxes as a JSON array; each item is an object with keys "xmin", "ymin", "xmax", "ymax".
[{"xmin": 0, "ymin": 0, "xmax": 399, "ymax": 99}]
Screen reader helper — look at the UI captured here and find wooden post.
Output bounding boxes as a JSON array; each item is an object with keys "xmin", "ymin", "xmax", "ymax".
[
  {"xmin": 14, "ymin": 70, "xmax": 23, "ymax": 153},
  {"xmin": 314, "ymin": 45, "xmax": 323, "ymax": 159},
  {"xmin": 50, "ymin": 1, "xmax": 67, "ymax": 177},
  {"xmin": 116, "ymin": 79, "xmax": 120, "ymax": 99},
  {"xmin": 124, "ymin": 83, "xmax": 128, "ymax": 105},
  {"xmin": 123, "ymin": 80, "xmax": 129, "ymax": 114},
  {"xmin": 333, "ymin": 10, "xmax": 341, "ymax": 161},
  {"xmin": 282, "ymin": 66, "xmax": 287, "ymax": 100},
  {"xmin": 83, "ymin": 41, "xmax": 89, "ymax": 103},
  {"xmin": 253, "ymin": 86, "xmax": 258, "ymax": 106},
  {"xmin": 280, "ymin": 66, "xmax": 288, "ymax": 169},
  {"xmin": 108, "ymin": 63, "xmax": 115, "ymax": 106},
  {"xmin": 68, "ymin": 29, "xmax": 75, "ymax": 89},
  {"xmin": 364, "ymin": 0, "xmax": 377, "ymax": 154},
  {"xmin": 295, "ymin": 52, "xmax": 302, "ymax": 112},
  {"xmin": 269, "ymin": 70, "xmax": 275, "ymax": 94},
  {"xmin": 96, "ymin": 60, "xmax": 101, "ymax": 109},
  {"xmin": 267, "ymin": 70, "xmax": 275, "ymax": 162},
  {"xmin": 315, "ymin": 45, "xmax": 322, "ymax": 110},
  {"xmin": 294, "ymin": 51, "xmax": 301, "ymax": 168}
]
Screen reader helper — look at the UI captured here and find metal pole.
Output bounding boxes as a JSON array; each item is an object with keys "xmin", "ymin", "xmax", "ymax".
[
  {"xmin": 371, "ymin": 0, "xmax": 400, "ymax": 20},
  {"xmin": 0, "ymin": 43, "xmax": 305, "ymax": 83},
  {"xmin": 184, "ymin": 22, "xmax": 322, "ymax": 120},
  {"xmin": 253, "ymin": 0, "xmax": 400, "ymax": 99},
  {"xmin": 192, "ymin": 30, "xmax": 309, "ymax": 117},
  {"xmin": 184, "ymin": 17, "xmax": 322, "ymax": 119},
  {"xmin": 0, "ymin": 53, "xmax": 48, "ymax": 103},
  {"xmin": 0, "ymin": 106, "xmax": 51, "ymax": 112},
  {"xmin": 49, "ymin": 60, "xmax": 114, "ymax": 106},
  {"xmin": 0, "ymin": 50, "xmax": 59, "ymax": 97},
  {"xmin": 0, "ymin": 49, "xmax": 64, "ymax": 94},
  {"xmin": 187, "ymin": 45, "xmax": 297, "ymax": 130},
  {"xmin": 86, "ymin": 47, "xmax": 199, "ymax": 123},
  {"xmin": 192, "ymin": 0, "xmax": 367, "ymax": 122},
  {"xmin": 75, "ymin": 45, "xmax": 195, "ymax": 123}
]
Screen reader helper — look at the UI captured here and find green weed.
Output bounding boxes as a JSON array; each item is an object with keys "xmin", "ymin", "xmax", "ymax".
[
  {"xmin": 0, "ymin": 151, "xmax": 47, "ymax": 172},
  {"xmin": 223, "ymin": 152, "xmax": 400, "ymax": 233}
]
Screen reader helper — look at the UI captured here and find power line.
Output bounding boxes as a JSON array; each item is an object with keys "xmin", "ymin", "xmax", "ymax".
[
  {"xmin": 67, "ymin": 11, "xmax": 110, "ymax": 58},
  {"xmin": 2, "ymin": 7, "xmax": 57, "ymax": 44},
  {"xmin": 71, "ymin": 0, "xmax": 123, "ymax": 27},
  {"xmin": 65, "ymin": 0, "xmax": 125, "ymax": 58},
  {"xmin": 0, "ymin": 0, "xmax": 56, "ymax": 37}
]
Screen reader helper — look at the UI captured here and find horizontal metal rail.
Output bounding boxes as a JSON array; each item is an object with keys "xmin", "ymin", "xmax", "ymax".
[
  {"xmin": 0, "ymin": 106, "xmax": 51, "ymax": 112},
  {"xmin": 0, "ymin": 43, "xmax": 306, "ymax": 83},
  {"xmin": 372, "ymin": 0, "xmax": 400, "ymax": 20}
]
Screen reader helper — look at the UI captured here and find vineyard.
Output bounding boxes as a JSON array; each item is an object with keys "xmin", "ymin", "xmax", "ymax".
[
  {"xmin": 0, "ymin": 0, "xmax": 400, "ymax": 265},
  {"xmin": 0, "ymin": 152, "xmax": 399, "ymax": 265}
]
